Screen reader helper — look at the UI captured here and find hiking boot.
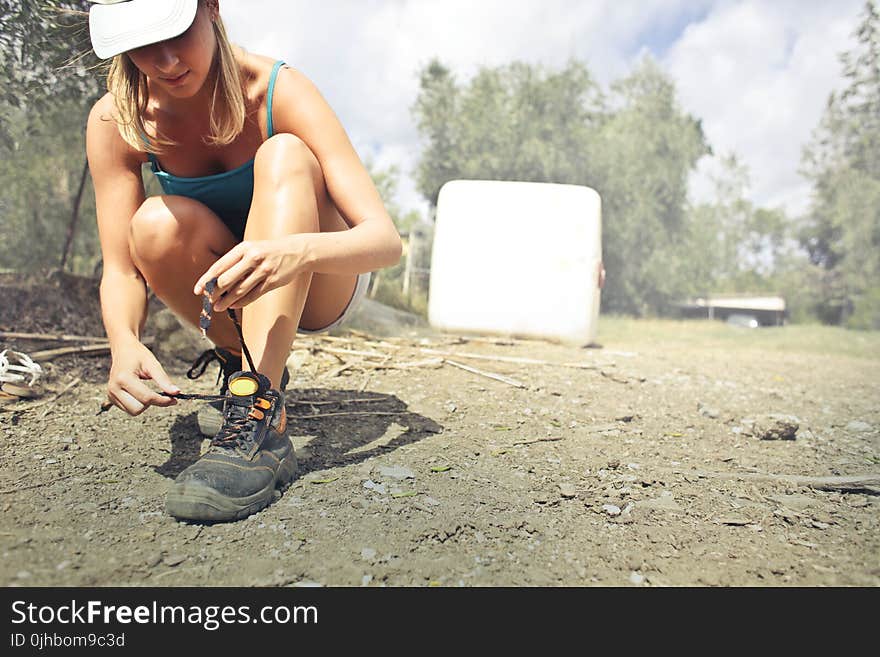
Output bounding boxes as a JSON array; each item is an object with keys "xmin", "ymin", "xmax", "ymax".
[
  {"xmin": 187, "ymin": 348, "xmax": 289, "ymax": 437},
  {"xmin": 166, "ymin": 371, "xmax": 297, "ymax": 522}
]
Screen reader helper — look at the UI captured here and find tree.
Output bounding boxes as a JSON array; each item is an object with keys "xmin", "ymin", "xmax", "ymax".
[
  {"xmin": 413, "ymin": 55, "xmax": 709, "ymax": 315},
  {"xmin": 0, "ymin": 1, "xmax": 104, "ymax": 273},
  {"xmin": 801, "ymin": 1, "xmax": 880, "ymax": 327},
  {"xmin": 0, "ymin": 1, "xmax": 101, "ymax": 146},
  {"xmin": 591, "ymin": 58, "xmax": 708, "ymax": 314},
  {"xmin": 414, "ymin": 58, "xmax": 606, "ymax": 204}
]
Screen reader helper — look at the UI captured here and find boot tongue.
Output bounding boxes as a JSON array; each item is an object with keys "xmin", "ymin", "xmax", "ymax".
[{"xmin": 226, "ymin": 371, "xmax": 272, "ymax": 408}]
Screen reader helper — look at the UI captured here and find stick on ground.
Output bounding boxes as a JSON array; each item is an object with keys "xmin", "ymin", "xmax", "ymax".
[
  {"xmin": 444, "ymin": 359, "xmax": 526, "ymax": 388},
  {"xmin": 0, "ymin": 331, "xmax": 109, "ymax": 343}
]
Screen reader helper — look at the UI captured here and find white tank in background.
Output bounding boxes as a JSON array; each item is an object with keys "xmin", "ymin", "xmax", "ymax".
[{"xmin": 428, "ymin": 180, "xmax": 603, "ymax": 345}]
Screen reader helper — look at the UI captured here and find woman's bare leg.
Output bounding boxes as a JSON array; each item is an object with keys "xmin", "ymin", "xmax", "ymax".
[
  {"xmin": 128, "ymin": 195, "xmax": 242, "ymax": 352},
  {"xmin": 128, "ymin": 138, "xmax": 359, "ymax": 391},
  {"xmin": 241, "ymin": 134, "xmax": 358, "ymax": 389}
]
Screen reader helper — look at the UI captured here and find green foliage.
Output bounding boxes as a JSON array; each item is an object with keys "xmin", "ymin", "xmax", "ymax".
[
  {"xmin": 0, "ymin": 1, "xmax": 103, "ymax": 149},
  {"xmin": 685, "ymin": 154, "xmax": 803, "ymax": 308},
  {"xmin": 592, "ymin": 58, "xmax": 709, "ymax": 314},
  {"xmin": 413, "ymin": 55, "xmax": 708, "ymax": 315},
  {"xmin": 412, "ymin": 11, "xmax": 878, "ymax": 326},
  {"xmin": 0, "ymin": 98, "xmax": 99, "ymax": 274},
  {"xmin": 801, "ymin": 1, "xmax": 880, "ymax": 327},
  {"xmin": 414, "ymin": 58, "xmax": 605, "ymax": 204},
  {"xmin": 0, "ymin": 1, "xmax": 104, "ymax": 274}
]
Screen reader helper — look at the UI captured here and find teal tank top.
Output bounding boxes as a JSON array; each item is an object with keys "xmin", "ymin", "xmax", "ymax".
[{"xmin": 146, "ymin": 60, "xmax": 286, "ymax": 240}]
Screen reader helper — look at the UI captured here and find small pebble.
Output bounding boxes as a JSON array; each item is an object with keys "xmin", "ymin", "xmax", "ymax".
[
  {"xmin": 559, "ymin": 483, "xmax": 577, "ymax": 499},
  {"xmin": 602, "ymin": 504, "xmax": 621, "ymax": 516},
  {"xmin": 846, "ymin": 420, "xmax": 872, "ymax": 433},
  {"xmin": 363, "ymin": 480, "xmax": 387, "ymax": 495},
  {"xmin": 163, "ymin": 554, "xmax": 188, "ymax": 567},
  {"xmin": 378, "ymin": 465, "xmax": 415, "ymax": 481}
]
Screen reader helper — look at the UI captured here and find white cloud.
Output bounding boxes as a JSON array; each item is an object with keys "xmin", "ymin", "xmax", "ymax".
[
  {"xmin": 664, "ymin": 0, "xmax": 864, "ymax": 214},
  {"xmin": 220, "ymin": 0, "xmax": 865, "ymax": 218}
]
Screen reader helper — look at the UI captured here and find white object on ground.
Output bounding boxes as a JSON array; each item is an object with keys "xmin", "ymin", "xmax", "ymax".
[
  {"xmin": 429, "ymin": 180, "xmax": 603, "ymax": 345},
  {"xmin": 0, "ymin": 349, "xmax": 43, "ymax": 386}
]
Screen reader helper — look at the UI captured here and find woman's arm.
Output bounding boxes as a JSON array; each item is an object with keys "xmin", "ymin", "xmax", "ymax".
[
  {"xmin": 87, "ymin": 96, "xmax": 150, "ymax": 350},
  {"xmin": 87, "ymin": 95, "xmax": 180, "ymax": 414},
  {"xmin": 271, "ymin": 66, "xmax": 403, "ymax": 275},
  {"xmin": 193, "ymin": 65, "xmax": 404, "ymax": 304}
]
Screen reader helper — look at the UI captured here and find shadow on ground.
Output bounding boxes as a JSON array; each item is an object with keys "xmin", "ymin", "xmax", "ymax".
[{"xmin": 153, "ymin": 388, "xmax": 443, "ymax": 480}]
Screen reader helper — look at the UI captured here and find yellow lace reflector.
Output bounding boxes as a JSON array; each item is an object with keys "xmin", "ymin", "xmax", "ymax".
[
  {"xmin": 229, "ymin": 376, "xmax": 259, "ymax": 397},
  {"xmin": 248, "ymin": 409, "xmax": 265, "ymax": 421},
  {"xmin": 255, "ymin": 398, "xmax": 271, "ymax": 410}
]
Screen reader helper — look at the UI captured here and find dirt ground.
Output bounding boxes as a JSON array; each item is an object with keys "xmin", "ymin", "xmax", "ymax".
[{"xmin": 1, "ymin": 275, "xmax": 879, "ymax": 587}]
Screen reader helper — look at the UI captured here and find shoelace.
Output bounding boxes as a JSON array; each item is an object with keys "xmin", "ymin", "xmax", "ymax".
[
  {"xmin": 186, "ymin": 348, "xmax": 238, "ymax": 394},
  {"xmin": 98, "ymin": 278, "xmax": 266, "ymax": 417},
  {"xmin": 211, "ymin": 394, "xmax": 274, "ymax": 449},
  {"xmin": 186, "ymin": 348, "xmax": 225, "ymax": 383}
]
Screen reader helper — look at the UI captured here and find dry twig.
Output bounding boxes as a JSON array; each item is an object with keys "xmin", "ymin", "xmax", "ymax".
[
  {"xmin": 0, "ymin": 473, "xmax": 76, "ymax": 495},
  {"xmin": 674, "ymin": 470, "xmax": 880, "ymax": 494},
  {"xmin": 511, "ymin": 437, "xmax": 565, "ymax": 447},
  {"xmin": 0, "ymin": 331, "xmax": 108, "ymax": 343},
  {"xmin": 0, "ymin": 377, "xmax": 83, "ymax": 414},
  {"xmin": 28, "ymin": 338, "xmax": 154, "ymax": 361},
  {"xmin": 443, "ymin": 359, "xmax": 526, "ymax": 388},
  {"xmin": 290, "ymin": 411, "xmax": 405, "ymax": 420},
  {"xmin": 419, "ymin": 347, "xmax": 604, "ymax": 370},
  {"xmin": 321, "ymin": 360, "xmax": 361, "ymax": 379},
  {"xmin": 362, "ymin": 357, "xmax": 444, "ymax": 370},
  {"xmin": 314, "ymin": 346, "xmax": 390, "ymax": 359}
]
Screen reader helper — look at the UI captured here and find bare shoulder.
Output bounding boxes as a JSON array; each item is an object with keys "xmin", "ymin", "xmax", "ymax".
[
  {"xmin": 86, "ymin": 93, "xmax": 143, "ymax": 175},
  {"xmin": 270, "ymin": 64, "xmax": 337, "ymax": 131},
  {"xmin": 238, "ymin": 51, "xmax": 330, "ymax": 135},
  {"xmin": 238, "ymin": 50, "xmax": 285, "ymax": 99},
  {"xmin": 87, "ymin": 92, "xmax": 118, "ymax": 135}
]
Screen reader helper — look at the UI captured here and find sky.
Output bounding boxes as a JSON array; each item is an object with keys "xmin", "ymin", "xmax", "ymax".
[{"xmin": 222, "ymin": 0, "xmax": 867, "ymax": 220}]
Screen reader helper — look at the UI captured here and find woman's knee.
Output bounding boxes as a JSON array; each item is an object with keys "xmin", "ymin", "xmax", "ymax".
[
  {"xmin": 129, "ymin": 197, "xmax": 179, "ymax": 265},
  {"xmin": 254, "ymin": 133, "xmax": 322, "ymax": 189},
  {"xmin": 129, "ymin": 196, "xmax": 204, "ymax": 265}
]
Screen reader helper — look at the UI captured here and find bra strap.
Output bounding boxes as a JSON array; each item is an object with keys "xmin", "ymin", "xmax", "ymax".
[
  {"xmin": 146, "ymin": 152, "xmax": 160, "ymax": 172},
  {"xmin": 267, "ymin": 60, "xmax": 286, "ymax": 138}
]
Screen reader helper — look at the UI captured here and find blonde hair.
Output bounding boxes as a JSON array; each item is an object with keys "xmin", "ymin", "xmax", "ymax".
[{"xmin": 107, "ymin": 6, "xmax": 245, "ymax": 153}]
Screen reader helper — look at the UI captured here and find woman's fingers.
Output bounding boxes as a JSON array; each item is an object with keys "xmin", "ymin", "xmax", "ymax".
[
  {"xmin": 143, "ymin": 359, "xmax": 181, "ymax": 397},
  {"xmin": 229, "ymin": 278, "xmax": 271, "ymax": 309},
  {"xmin": 213, "ymin": 258, "xmax": 258, "ymax": 304},
  {"xmin": 214, "ymin": 268, "xmax": 265, "ymax": 311},
  {"xmin": 111, "ymin": 388, "xmax": 146, "ymax": 417},
  {"xmin": 112, "ymin": 374, "xmax": 178, "ymax": 416},
  {"xmin": 194, "ymin": 243, "xmax": 246, "ymax": 295}
]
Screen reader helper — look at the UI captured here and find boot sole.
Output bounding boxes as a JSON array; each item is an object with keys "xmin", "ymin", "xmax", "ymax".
[{"xmin": 165, "ymin": 450, "xmax": 298, "ymax": 522}]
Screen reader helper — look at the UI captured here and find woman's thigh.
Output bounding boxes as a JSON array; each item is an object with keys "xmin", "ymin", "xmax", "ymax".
[
  {"xmin": 129, "ymin": 195, "xmax": 241, "ymax": 282},
  {"xmin": 129, "ymin": 195, "xmax": 241, "ymax": 347}
]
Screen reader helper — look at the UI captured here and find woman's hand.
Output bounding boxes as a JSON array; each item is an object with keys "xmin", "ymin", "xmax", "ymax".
[
  {"xmin": 193, "ymin": 235, "xmax": 311, "ymax": 312},
  {"xmin": 108, "ymin": 340, "xmax": 181, "ymax": 416}
]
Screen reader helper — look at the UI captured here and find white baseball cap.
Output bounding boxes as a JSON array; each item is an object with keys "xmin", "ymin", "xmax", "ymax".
[{"xmin": 88, "ymin": 0, "xmax": 199, "ymax": 60}]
